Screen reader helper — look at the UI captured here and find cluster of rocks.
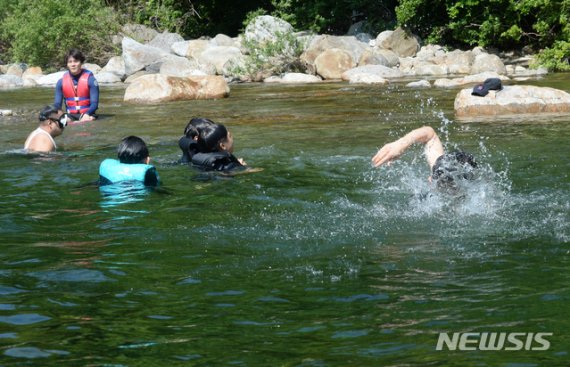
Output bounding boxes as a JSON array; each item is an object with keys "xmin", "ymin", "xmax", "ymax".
[{"xmin": 1, "ymin": 15, "xmax": 568, "ymax": 115}]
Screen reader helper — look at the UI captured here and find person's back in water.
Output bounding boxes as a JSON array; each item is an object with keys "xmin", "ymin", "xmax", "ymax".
[
  {"xmin": 99, "ymin": 136, "xmax": 159, "ymax": 186},
  {"xmin": 178, "ymin": 117, "xmax": 247, "ymax": 172}
]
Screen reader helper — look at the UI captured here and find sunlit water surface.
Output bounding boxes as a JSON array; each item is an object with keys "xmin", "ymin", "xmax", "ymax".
[{"xmin": 0, "ymin": 75, "xmax": 569, "ymax": 366}]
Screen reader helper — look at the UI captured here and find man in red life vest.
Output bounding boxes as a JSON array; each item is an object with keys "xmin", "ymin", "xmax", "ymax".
[{"xmin": 54, "ymin": 49, "xmax": 99, "ymax": 122}]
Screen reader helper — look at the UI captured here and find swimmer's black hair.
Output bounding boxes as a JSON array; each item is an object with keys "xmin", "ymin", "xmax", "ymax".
[
  {"xmin": 183, "ymin": 117, "xmax": 215, "ymax": 139},
  {"xmin": 432, "ymin": 151, "xmax": 478, "ymax": 194},
  {"xmin": 197, "ymin": 123, "xmax": 228, "ymax": 153},
  {"xmin": 38, "ymin": 105, "xmax": 59, "ymax": 122},
  {"xmin": 432, "ymin": 151, "xmax": 477, "ymax": 180},
  {"xmin": 117, "ymin": 136, "xmax": 149, "ymax": 164}
]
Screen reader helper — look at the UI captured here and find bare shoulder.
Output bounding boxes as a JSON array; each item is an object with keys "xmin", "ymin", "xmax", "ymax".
[{"xmin": 27, "ymin": 133, "xmax": 55, "ymax": 152}]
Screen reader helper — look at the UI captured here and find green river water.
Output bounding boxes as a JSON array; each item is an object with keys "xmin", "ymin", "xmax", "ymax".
[{"xmin": 0, "ymin": 75, "xmax": 569, "ymax": 366}]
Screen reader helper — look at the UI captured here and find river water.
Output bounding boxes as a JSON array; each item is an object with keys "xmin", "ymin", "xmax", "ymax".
[{"xmin": 1, "ymin": 75, "xmax": 569, "ymax": 366}]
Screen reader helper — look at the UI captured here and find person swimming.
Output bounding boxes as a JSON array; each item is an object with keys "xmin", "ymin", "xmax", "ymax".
[
  {"xmin": 371, "ymin": 126, "xmax": 477, "ymax": 194},
  {"xmin": 99, "ymin": 136, "xmax": 160, "ymax": 186},
  {"xmin": 179, "ymin": 118, "xmax": 246, "ymax": 172},
  {"xmin": 178, "ymin": 117, "xmax": 215, "ymax": 164}
]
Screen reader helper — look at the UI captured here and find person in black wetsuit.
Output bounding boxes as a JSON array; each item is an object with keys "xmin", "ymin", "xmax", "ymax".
[
  {"xmin": 371, "ymin": 126, "xmax": 477, "ymax": 194},
  {"xmin": 178, "ymin": 117, "xmax": 246, "ymax": 172},
  {"xmin": 178, "ymin": 117, "xmax": 214, "ymax": 164}
]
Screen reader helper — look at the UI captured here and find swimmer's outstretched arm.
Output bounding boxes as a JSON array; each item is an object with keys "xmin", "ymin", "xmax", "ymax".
[{"xmin": 371, "ymin": 126, "xmax": 444, "ymax": 170}]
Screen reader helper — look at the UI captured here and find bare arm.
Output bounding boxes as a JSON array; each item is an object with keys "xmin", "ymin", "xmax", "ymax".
[{"xmin": 371, "ymin": 126, "xmax": 444, "ymax": 170}]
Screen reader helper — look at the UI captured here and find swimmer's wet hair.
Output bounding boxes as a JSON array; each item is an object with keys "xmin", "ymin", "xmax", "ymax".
[
  {"xmin": 197, "ymin": 123, "xmax": 229, "ymax": 153},
  {"xmin": 117, "ymin": 136, "xmax": 149, "ymax": 164},
  {"xmin": 432, "ymin": 151, "xmax": 478, "ymax": 194},
  {"xmin": 38, "ymin": 105, "xmax": 59, "ymax": 122},
  {"xmin": 183, "ymin": 117, "xmax": 215, "ymax": 139}
]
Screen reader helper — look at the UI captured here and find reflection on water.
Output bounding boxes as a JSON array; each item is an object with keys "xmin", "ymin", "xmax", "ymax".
[{"xmin": 0, "ymin": 78, "xmax": 569, "ymax": 365}]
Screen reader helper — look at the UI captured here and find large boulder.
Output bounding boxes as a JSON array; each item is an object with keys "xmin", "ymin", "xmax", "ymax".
[
  {"xmin": 171, "ymin": 39, "xmax": 210, "ymax": 59},
  {"xmin": 302, "ymin": 35, "xmax": 368, "ymax": 66},
  {"xmin": 244, "ymin": 15, "xmax": 294, "ymax": 45},
  {"xmin": 0, "ymin": 75, "xmax": 23, "ymax": 88},
  {"xmin": 36, "ymin": 71, "xmax": 66, "ymax": 86},
  {"xmin": 454, "ymin": 85, "xmax": 570, "ymax": 117},
  {"xmin": 315, "ymin": 48, "xmax": 355, "ymax": 79},
  {"xmin": 122, "ymin": 37, "xmax": 170, "ymax": 76},
  {"xmin": 101, "ymin": 56, "xmax": 126, "ymax": 79},
  {"xmin": 342, "ymin": 64, "xmax": 402, "ymax": 81},
  {"xmin": 213, "ymin": 34, "xmax": 237, "ymax": 47},
  {"xmin": 358, "ymin": 49, "xmax": 389, "ymax": 67},
  {"xmin": 445, "ymin": 49, "xmax": 475, "ymax": 74},
  {"xmin": 148, "ymin": 31, "xmax": 185, "ymax": 53},
  {"xmin": 94, "ymin": 71, "xmax": 122, "ymax": 84},
  {"xmin": 124, "ymin": 74, "xmax": 229, "ymax": 103},
  {"xmin": 84, "ymin": 63, "xmax": 101, "ymax": 73},
  {"xmin": 159, "ymin": 56, "xmax": 202, "ymax": 77},
  {"xmin": 376, "ymin": 27, "xmax": 420, "ymax": 57},
  {"xmin": 198, "ymin": 46, "xmax": 243, "ymax": 75},
  {"xmin": 22, "ymin": 67, "xmax": 43, "ymax": 81},
  {"xmin": 6, "ymin": 63, "xmax": 25, "ymax": 77},
  {"xmin": 471, "ymin": 53, "xmax": 506, "ymax": 75}
]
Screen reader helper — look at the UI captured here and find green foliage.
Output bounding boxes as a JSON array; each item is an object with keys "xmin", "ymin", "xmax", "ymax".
[
  {"xmin": 533, "ymin": 41, "xmax": 570, "ymax": 71},
  {"xmin": 396, "ymin": 0, "xmax": 568, "ymax": 48},
  {"xmin": 0, "ymin": 0, "xmax": 119, "ymax": 69}
]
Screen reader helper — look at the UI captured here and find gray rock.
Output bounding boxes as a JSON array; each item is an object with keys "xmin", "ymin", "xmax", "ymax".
[
  {"xmin": 94, "ymin": 71, "xmax": 122, "ymax": 84},
  {"xmin": 406, "ymin": 80, "xmax": 431, "ymax": 88},
  {"xmin": 6, "ymin": 63, "xmax": 25, "ymax": 77},
  {"xmin": 122, "ymin": 37, "xmax": 170, "ymax": 76},
  {"xmin": 377, "ymin": 27, "xmax": 420, "ymax": 57},
  {"xmin": 0, "ymin": 75, "xmax": 23, "ymax": 88},
  {"xmin": 471, "ymin": 53, "xmax": 506, "ymax": 74},
  {"xmin": 159, "ymin": 56, "xmax": 201, "ymax": 77},
  {"xmin": 280, "ymin": 73, "xmax": 322, "ymax": 83},
  {"xmin": 124, "ymin": 74, "xmax": 229, "ymax": 103},
  {"xmin": 101, "ymin": 56, "xmax": 126, "ymax": 79},
  {"xmin": 149, "ymin": 31, "xmax": 185, "ymax": 53},
  {"xmin": 302, "ymin": 35, "xmax": 368, "ymax": 66},
  {"xmin": 348, "ymin": 74, "xmax": 389, "ymax": 84},
  {"xmin": 342, "ymin": 64, "xmax": 402, "ymax": 81},
  {"xmin": 213, "ymin": 34, "xmax": 236, "ymax": 47},
  {"xmin": 315, "ymin": 48, "xmax": 355, "ymax": 79},
  {"xmin": 244, "ymin": 15, "xmax": 294, "ymax": 45},
  {"xmin": 83, "ymin": 63, "xmax": 101, "ymax": 73},
  {"xmin": 455, "ymin": 85, "xmax": 570, "ymax": 117},
  {"xmin": 36, "ymin": 71, "xmax": 66, "ymax": 86},
  {"xmin": 198, "ymin": 46, "xmax": 243, "ymax": 75}
]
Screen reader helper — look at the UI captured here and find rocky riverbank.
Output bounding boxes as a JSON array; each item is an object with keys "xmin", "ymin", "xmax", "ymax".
[{"xmin": 2, "ymin": 15, "xmax": 569, "ymax": 116}]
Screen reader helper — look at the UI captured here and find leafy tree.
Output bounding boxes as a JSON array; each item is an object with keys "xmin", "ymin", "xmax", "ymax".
[{"xmin": 0, "ymin": 0, "xmax": 120, "ymax": 69}]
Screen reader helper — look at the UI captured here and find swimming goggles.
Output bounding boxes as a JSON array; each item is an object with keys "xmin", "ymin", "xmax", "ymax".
[{"xmin": 50, "ymin": 113, "xmax": 71, "ymax": 128}]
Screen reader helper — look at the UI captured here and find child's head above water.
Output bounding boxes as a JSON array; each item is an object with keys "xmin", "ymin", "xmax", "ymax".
[
  {"xmin": 117, "ymin": 136, "xmax": 150, "ymax": 164},
  {"xmin": 197, "ymin": 123, "xmax": 234, "ymax": 153},
  {"xmin": 183, "ymin": 117, "xmax": 215, "ymax": 140}
]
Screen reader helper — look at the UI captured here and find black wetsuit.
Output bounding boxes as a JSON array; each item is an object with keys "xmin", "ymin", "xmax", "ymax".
[{"xmin": 178, "ymin": 136, "xmax": 244, "ymax": 172}]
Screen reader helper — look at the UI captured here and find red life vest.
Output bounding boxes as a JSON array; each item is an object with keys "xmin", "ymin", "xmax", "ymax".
[{"xmin": 62, "ymin": 70, "xmax": 92, "ymax": 114}]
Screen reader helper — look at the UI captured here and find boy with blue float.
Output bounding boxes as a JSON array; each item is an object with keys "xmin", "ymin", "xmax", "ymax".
[{"xmin": 99, "ymin": 136, "xmax": 160, "ymax": 186}]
